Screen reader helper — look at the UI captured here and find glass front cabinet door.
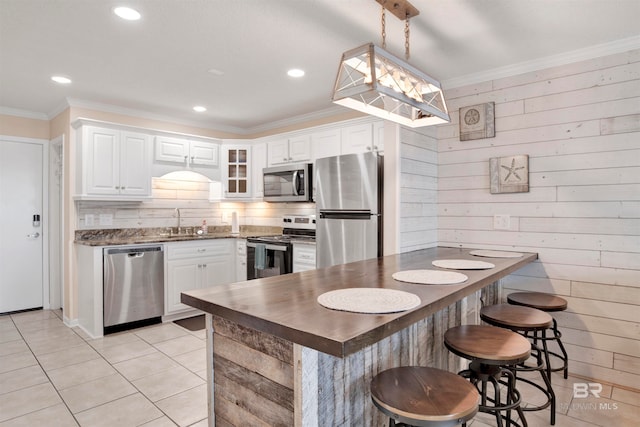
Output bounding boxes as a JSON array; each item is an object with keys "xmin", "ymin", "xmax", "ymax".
[{"xmin": 224, "ymin": 146, "xmax": 250, "ymax": 198}]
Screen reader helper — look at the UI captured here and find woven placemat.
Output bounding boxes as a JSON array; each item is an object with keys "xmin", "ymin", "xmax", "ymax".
[
  {"xmin": 432, "ymin": 259, "xmax": 495, "ymax": 270},
  {"xmin": 317, "ymin": 288, "xmax": 421, "ymax": 314},
  {"xmin": 392, "ymin": 269, "xmax": 468, "ymax": 285},
  {"xmin": 470, "ymin": 249, "xmax": 524, "ymax": 258}
]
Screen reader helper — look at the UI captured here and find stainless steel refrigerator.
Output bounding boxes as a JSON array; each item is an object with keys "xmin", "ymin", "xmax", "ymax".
[{"xmin": 315, "ymin": 152, "xmax": 382, "ymax": 268}]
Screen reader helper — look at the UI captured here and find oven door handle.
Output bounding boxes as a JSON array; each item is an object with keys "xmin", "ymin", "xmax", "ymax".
[{"xmin": 247, "ymin": 242, "xmax": 288, "ymax": 252}]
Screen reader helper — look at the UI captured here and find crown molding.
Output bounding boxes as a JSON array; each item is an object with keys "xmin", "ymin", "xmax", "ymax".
[
  {"xmin": 62, "ymin": 98, "xmax": 247, "ymax": 135},
  {"xmin": 441, "ymin": 35, "xmax": 640, "ymax": 90},
  {"xmin": 243, "ymin": 105, "xmax": 347, "ymax": 135},
  {"xmin": 0, "ymin": 106, "xmax": 49, "ymax": 120}
]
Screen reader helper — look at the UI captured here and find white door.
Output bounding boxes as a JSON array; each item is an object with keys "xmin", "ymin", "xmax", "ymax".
[{"xmin": 0, "ymin": 140, "xmax": 44, "ymax": 312}]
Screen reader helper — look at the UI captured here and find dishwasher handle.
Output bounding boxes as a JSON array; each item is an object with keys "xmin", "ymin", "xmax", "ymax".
[{"xmin": 104, "ymin": 246, "xmax": 164, "ymax": 256}]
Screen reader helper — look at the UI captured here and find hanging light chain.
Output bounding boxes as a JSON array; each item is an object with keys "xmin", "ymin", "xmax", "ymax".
[
  {"xmin": 405, "ymin": 14, "xmax": 410, "ymax": 60},
  {"xmin": 381, "ymin": 6, "xmax": 386, "ymax": 48}
]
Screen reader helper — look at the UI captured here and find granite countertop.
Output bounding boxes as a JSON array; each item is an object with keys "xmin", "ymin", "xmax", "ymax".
[
  {"xmin": 74, "ymin": 226, "xmax": 282, "ymax": 246},
  {"xmin": 182, "ymin": 246, "xmax": 537, "ymax": 358}
]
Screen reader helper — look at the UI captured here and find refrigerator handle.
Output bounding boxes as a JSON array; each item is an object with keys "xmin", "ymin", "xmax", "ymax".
[
  {"xmin": 292, "ymin": 170, "xmax": 299, "ymax": 195},
  {"xmin": 319, "ymin": 210, "xmax": 376, "ymax": 219}
]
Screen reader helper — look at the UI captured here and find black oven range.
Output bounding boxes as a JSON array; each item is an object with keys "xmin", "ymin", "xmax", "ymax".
[{"xmin": 246, "ymin": 215, "xmax": 315, "ymax": 280}]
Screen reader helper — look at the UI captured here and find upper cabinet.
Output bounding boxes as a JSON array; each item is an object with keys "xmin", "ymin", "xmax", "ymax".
[
  {"xmin": 267, "ymin": 135, "xmax": 312, "ymax": 166},
  {"xmin": 222, "ymin": 145, "xmax": 251, "ymax": 198},
  {"xmin": 75, "ymin": 124, "xmax": 152, "ymax": 200},
  {"xmin": 311, "ymin": 129, "xmax": 341, "ymax": 161},
  {"xmin": 251, "ymin": 143, "xmax": 267, "ymax": 199},
  {"xmin": 341, "ymin": 122, "xmax": 384, "ymax": 155},
  {"xmin": 155, "ymin": 136, "xmax": 219, "ymax": 167}
]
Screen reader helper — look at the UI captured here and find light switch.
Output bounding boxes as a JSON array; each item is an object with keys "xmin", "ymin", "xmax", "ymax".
[{"xmin": 493, "ymin": 214, "xmax": 510, "ymax": 230}]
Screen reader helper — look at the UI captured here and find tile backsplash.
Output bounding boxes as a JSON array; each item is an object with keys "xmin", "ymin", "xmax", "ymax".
[{"xmin": 76, "ymin": 174, "xmax": 315, "ymax": 230}]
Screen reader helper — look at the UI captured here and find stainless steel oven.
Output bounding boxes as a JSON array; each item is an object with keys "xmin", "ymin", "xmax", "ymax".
[
  {"xmin": 246, "ymin": 215, "xmax": 315, "ymax": 280},
  {"xmin": 246, "ymin": 239, "xmax": 292, "ymax": 280}
]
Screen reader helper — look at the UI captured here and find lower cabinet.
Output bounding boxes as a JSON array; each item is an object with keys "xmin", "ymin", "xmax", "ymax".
[
  {"xmin": 165, "ymin": 239, "xmax": 234, "ymax": 315},
  {"xmin": 236, "ymin": 239, "xmax": 247, "ymax": 281},
  {"xmin": 293, "ymin": 242, "xmax": 316, "ymax": 273}
]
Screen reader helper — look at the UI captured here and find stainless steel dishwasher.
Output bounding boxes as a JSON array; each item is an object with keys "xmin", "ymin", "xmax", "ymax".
[{"xmin": 103, "ymin": 245, "xmax": 164, "ymax": 331}]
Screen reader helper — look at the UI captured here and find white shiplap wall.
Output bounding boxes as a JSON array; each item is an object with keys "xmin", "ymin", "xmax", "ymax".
[
  {"xmin": 437, "ymin": 48, "xmax": 640, "ymax": 389},
  {"xmin": 77, "ymin": 175, "xmax": 314, "ymax": 230},
  {"xmin": 399, "ymin": 127, "xmax": 439, "ymax": 252}
]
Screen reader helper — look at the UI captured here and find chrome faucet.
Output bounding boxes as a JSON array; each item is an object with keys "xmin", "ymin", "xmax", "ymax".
[{"xmin": 174, "ymin": 208, "xmax": 182, "ymax": 235}]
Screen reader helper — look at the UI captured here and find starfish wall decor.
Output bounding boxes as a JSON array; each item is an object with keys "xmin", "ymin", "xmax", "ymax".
[{"xmin": 490, "ymin": 155, "xmax": 529, "ymax": 194}]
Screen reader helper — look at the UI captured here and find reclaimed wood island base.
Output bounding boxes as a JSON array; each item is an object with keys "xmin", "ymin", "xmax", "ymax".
[{"xmin": 182, "ymin": 247, "xmax": 537, "ymax": 426}]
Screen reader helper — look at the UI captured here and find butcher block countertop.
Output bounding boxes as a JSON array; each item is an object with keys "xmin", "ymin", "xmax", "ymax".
[{"xmin": 182, "ymin": 247, "xmax": 537, "ymax": 358}]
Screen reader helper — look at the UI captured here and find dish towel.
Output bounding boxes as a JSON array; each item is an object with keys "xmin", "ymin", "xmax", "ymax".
[{"xmin": 254, "ymin": 243, "xmax": 266, "ymax": 270}]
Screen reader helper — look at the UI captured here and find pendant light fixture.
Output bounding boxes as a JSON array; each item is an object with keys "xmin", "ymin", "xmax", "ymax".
[{"xmin": 332, "ymin": 0, "xmax": 449, "ymax": 127}]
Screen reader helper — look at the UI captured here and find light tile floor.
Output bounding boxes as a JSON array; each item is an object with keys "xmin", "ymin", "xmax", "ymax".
[
  {"xmin": 0, "ymin": 309, "xmax": 207, "ymax": 426},
  {"xmin": 2, "ymin": 309, "xmax": 639, "ymax": 426}
]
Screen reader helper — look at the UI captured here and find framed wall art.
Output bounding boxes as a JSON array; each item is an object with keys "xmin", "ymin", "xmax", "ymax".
[
  {"xmin": 459, "ymin": 102, "xmax": 495, "ymax": 141},
  {"xmin": 490, "ymin": 155, "xmax": 529, "ymax": 194}
]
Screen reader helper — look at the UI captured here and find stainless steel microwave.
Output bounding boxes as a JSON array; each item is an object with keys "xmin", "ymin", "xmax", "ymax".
[{"xmin": 263, "ymin": 163, "xmax": 313, "ymax": 202}]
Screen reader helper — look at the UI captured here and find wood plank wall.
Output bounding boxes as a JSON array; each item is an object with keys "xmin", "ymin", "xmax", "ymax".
[
  {"xmin": 399, "ymin": 127, "xmax": 439, "ymax": 252},
  {"xmin": 436, "ymin": 48, "xmax": 640, "ymax": 389},
  {"xmin": 211, "ymin": 315, "xmax": 295, "ymax": 426}
]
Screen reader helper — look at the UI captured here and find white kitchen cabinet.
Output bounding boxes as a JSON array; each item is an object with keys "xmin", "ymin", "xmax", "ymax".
[
  {"xmin": 76, "ymin": 125, "xmax": 152, "ymax": 199},
  {"xmin": 222, "ymin": 145, "xmax": 251, "ymax": 198},
  {"xmin": 251, "ymin": 143, "xmax": 267, "ymax": 199},
  {"xmin": 373, "ymin": 120, "xmax": 385, "ymax": 153},
  {"xmin": 165, "ymin": 239, "xmax": 234, "ymax": 315},
  {"xmin": 293, "ymin": 242, "xmax": 316, "ymax": 273},
  {"xmin": 341, "ymin": 123, "xmax": 376, "ymax": 155},
  {"xmin": 311, "ymin": 129, "xmax": 341, "ymax": 161},
  {"xmin": 236, "ymin": 239, "xmax": 247, "ymax": 281},
  {"xmin": 267, "ymin": 135, "xmax": 312, "ymax": 166},
  {"xmin": 155, "ymin": 135, "xmax": 219, "ymax": 167}
]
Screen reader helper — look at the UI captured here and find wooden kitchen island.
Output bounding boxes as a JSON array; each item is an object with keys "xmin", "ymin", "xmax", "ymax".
[{"xmin": 182, "ymin": 247, "xmax": 537, "ymax": 427}]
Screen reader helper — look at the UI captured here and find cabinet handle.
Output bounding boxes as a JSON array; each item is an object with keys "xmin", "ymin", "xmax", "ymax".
[
  {"xmin": 373, "ymin": 146, "xmax": 378, "ymax": 150},
  {"xmin": 366, "ymin": 146, "xmax": 371, "ymax": 151},
  {"xmin": 184, "ymin": 155, "xmax": 188, "ymax": 162},
  {"xmin": 283, "ymin": 158, "xmax": 287, "ymax": 161},
  {"xmin": 191, "ymin": 156, "xmax": 194, "ymax": 162},
  {"xmin": 197, "ymin": 248, "xmax": 206, "ymax": 253}
]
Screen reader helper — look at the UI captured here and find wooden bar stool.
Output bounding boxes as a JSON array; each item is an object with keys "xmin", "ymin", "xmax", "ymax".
[
  {"xmin": 370, "ymin": 366, "xmax": 480, "ymax": 427},
  {"xmin": 444, "ymin": 325, "xmax": 531, "ymax": 427},
  {"xmin": 507, "ymin": 292, "xmax": 569, "ymax": 379},
  {"xmin": 480, "ymin": 304, "xmax": 556, "ymax": 425}
]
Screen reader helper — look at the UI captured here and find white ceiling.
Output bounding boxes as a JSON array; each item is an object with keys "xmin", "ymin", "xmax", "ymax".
[{"xmin": 1, "ymin": 0, "xmax": 639, "ymax": 134}]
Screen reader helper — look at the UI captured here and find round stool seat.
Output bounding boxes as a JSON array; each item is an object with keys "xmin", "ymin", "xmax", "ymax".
[
  {"xmin": 481, "ymin": 304, "xmax": 553, "ymax": 331},
  {"xmin": 507, "ymin": 292, "xmax": 567, "ymax": 312},
  {"xmin": 444, "ymin": 325, "xmax": 531, "ymax": 365},
  {"xmin": 371, "ymin": 366, "xmax": 479, "ymax": 427}
]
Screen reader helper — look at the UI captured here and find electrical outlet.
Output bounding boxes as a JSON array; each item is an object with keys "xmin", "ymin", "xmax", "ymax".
[
  {"xmin": 493, "ymin": 214, "xmax": 510, "ymax": 230},
  {"xmin": 85, "ymin": 214, "xmax": 95, "ymax": 226},
  {"xmin": 221, "ymin": 212, "xmax": 229, "ymax": 224},
  {"xmin": 99, "ymin": 213, "xmax": 113, "ymax": 226}
]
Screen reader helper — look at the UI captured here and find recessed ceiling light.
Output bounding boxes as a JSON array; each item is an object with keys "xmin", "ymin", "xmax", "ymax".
[
  {"xmin": 114, "ymin": 6, "xmax": 141, "ymax": 21},
  {"xmin": 51, "ymin": 76, "xmax": 72, "ymax": 84},
  {"xmin": 287, "ymin": 69, "xmax": 305, "ymax": 78},
  {"xmin": 207, "ymin": 68, "xmax": 225, "ymax": 76},
  {"xmin": 193, "ymin": 106, "xmax": 207, "ymax": 113}
]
